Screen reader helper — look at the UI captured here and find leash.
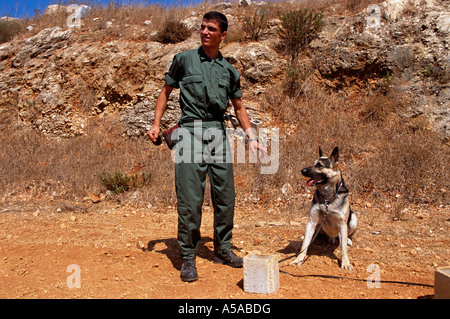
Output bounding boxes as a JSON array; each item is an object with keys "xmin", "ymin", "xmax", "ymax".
[
  {"xmin": 279, "ymin": 181, "xmax": 343, "ymax": 264},
  {"xmin": 278, "ymin": 271, "xmax": 434, "ymax": 288},
  {"xmin": 278, "ymin": 213, "xmax": 433, "ymax": 289},
  {"xmin": 278, "ymin": 210, "xmax": 330, "ymax": 264},
  {"xmin": 277, "ymin": 176, "xmax": 434, "ymax": 289},
  {"xmin": 223, "ymin": 113, "xmax": 241, "ymax": 130},
  {"xmin": 321, "ymin": 180, "xmax": 343, "ymax": 212}
]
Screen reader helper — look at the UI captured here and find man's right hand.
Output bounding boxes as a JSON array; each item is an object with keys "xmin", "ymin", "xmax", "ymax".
[
  {"xmin": 147, "ymin": 126, "xmax": 160, "ymax": 143},
  {"xmin": 148, "ymin": 84, "xmax": 173, "ymax": 143}
]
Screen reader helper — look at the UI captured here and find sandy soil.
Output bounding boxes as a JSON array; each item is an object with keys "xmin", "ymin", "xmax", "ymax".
[{"xmin": 1, "ymin": 190, "xmax": 448, "ymax": 300}]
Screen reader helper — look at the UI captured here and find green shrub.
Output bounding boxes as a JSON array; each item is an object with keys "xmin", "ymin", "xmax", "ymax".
[
  {"xmin": 278, "ymin": 9, "xmax": 324, "ymax": 61},
  {"xmin": 242, "ymin": 9, "xmax": 269, "ymax": 41},
  {"xmin": 98, "ymin": 170, "xmax": 151, "ymax": 193},
  {"xmin": 153, "ymin": 20, "xmax": 191, "ymax": 44}
]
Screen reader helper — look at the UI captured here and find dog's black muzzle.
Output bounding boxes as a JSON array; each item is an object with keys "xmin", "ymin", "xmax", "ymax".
[
  {"xmin": 301, "ymin": 168, "xmax": 309, "ymax": 176},
  {"xmin": 301, "ymin": 167, "xmax": 318, "ymax": 178}
]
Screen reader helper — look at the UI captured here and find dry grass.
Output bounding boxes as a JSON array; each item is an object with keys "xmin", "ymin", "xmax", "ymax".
[
  {"xmin": 2, "ymin": 0, "xmax": 212, "ymax": 42},
  {"xmin": 0, "ymin": 112, "xmax": 176, "ymax": 205},
  {"xmin": 0, "ymin": 19, "xmax": 25, "ymax": 43},
  {"xmin": 6, "ymin": 81, "xmax": 448, "ymax": 211},
  {"xmin": 2, "ymin": 0, "xmax": 387, "ymax": 42},
  {"xmin": 151, "ymin": 20, "xmax": 192, "ymax": 44},
  {"xmin": 253, "ymin": 84, "xmax": 449, "ymax": 210}
]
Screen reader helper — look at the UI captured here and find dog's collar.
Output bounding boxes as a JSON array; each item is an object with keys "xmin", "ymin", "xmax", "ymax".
[{"xmin": 318, "ymin": 180, "xmax": 343, "ymax": 210}]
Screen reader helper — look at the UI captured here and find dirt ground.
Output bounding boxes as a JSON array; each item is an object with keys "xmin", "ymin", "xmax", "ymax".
[{"xmin": 0, "ymin": 190, "xmax": 448, "ymax": 300}]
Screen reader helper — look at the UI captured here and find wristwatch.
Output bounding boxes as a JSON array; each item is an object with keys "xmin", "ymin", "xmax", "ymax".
[{"xmin": 249, "ymin": 137, "xmax": 258, "ymax": 143}]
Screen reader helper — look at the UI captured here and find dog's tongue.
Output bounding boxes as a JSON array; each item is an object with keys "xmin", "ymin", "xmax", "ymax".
[{"xmin": 307, "ymin": 179, "xmax": 315, "ymax": 188}]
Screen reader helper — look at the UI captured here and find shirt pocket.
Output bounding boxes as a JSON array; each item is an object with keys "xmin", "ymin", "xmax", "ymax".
[
  {"xmin": 180, "ymin": 75, "xmax": 205, "ymax": 106},
  {"xmin": 217, "ymin": 77, "xmax": 230, "ymax": 109}
]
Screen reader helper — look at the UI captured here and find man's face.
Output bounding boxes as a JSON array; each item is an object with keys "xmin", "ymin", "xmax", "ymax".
[{"xmin": 200, "ymin": 19, "xmax": 226, "ymax": 49}]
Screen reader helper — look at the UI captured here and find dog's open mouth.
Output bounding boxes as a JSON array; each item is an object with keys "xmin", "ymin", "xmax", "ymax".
[{"xmin": 307, "ymin": 177, "xmax": 323, "ymax": 188}]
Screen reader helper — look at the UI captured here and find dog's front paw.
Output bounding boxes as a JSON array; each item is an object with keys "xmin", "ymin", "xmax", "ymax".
[
  {"xmin": 289, "ymin": 260, "xmax": 304, "ymax": 267},
  {"xmin": 340, "ymin": 261, "xmax": 353, "ymax": 271},
  {"xmin": 290, "ymin": 255, "xmax": 306, "ymax": 266}
]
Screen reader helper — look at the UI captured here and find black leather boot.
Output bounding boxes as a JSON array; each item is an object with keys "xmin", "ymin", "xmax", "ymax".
[
  {"xmin": 180, "ymin": 258, "xmax": 198, "ymax": 282},
  {"xmin": 213, "ymin": 250, "xmax": 243, "ymax": 268}
]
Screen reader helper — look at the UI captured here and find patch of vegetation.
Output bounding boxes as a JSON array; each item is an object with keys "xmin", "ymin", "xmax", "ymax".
[
  {"xmin": 153, "ymin": 20, "xmax": 192, "ymax": 44},
  {"xmin": 242, "ymin": 9, "xmax": 269, "ymax": 41},
  {"xmin": 98, "ymin": 170, "xmax": 151, "ymax": 193},
  {"xmin": 0, "ymin": 19, "xmax": 25, "ymax": 43},
  {"xmin": 278, "ymin": 9, "xmax": 324, "ymax": 61}
]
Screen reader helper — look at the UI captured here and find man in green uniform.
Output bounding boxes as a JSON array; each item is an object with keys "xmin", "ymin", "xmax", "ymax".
[{"xmin": 148, "ymin": 11, "xmax": 266, "ymax": 282}]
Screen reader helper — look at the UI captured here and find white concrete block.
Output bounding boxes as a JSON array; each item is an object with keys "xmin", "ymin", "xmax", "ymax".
[
  {"xmin": 243, "ymin": 253, "xmax": 279, "ymax": 294},
  {"xmin": 435, "ymin": 267, "xmax": 450, "ymax": 299}
]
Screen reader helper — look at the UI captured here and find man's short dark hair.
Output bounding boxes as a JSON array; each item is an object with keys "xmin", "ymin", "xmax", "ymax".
[{"xmin": 203, "ymin": 11, "xmax": 228, "ymax": 32}]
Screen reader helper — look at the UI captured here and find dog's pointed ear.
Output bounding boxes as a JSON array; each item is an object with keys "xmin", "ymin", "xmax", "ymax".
[
  {"xmin": 330, "ymin": 146, "xmax": 339, "ymax": 163},
  {"xmin": 319, "ymin": 146, "xmax": 323, "ymax": 157}
]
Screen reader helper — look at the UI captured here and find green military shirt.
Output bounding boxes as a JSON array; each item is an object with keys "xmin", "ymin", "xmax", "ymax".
[{"xmin": 165, "ymin": 46, "xmax": 242, "ymax": 122}]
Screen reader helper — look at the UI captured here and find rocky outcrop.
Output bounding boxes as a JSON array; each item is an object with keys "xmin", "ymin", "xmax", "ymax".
[
  {"xmin": 121, "ymin": 92, "xmax": 182, "ymax": 137},
  {"xmin": 222, "ymin": 42, "xmax": 286, "ymax": 83},
  {"xmin": 1, "ymin": 27, "xmax": 185, "ymax": 137},
  {"xmin": 310, "ymin": 0, "xmax": 449, "ymax": 137},
  {"xmin": 0, "ymin": 19, "xmax": 285, "ymax": 138}
]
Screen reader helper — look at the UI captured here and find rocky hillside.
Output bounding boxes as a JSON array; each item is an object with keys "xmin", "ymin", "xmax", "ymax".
[
  {"xmin": 0, "ymin": 0, "xmax": 448, "ymax": 140},
  {"xmin": 311, "ymin": 0, "xmax": 449, "ymax": 138}
]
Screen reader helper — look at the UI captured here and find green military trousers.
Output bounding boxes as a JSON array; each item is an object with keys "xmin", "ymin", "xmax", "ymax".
[{"xmin": 174, "ymin": 120, "xmax": 235, "ymax": 260}]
